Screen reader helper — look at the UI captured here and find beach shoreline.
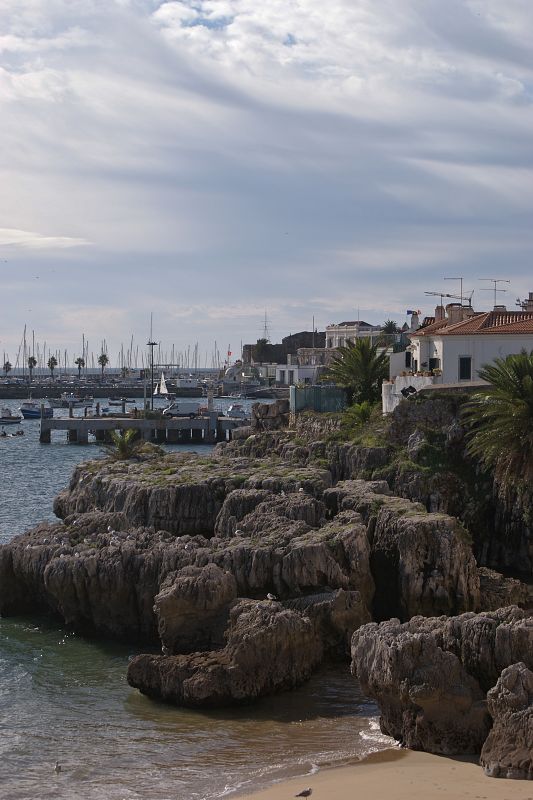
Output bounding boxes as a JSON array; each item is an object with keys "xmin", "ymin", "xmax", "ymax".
[{"xmin": 235, "ymin": 748, "xmax": 531, "ymax": 800}]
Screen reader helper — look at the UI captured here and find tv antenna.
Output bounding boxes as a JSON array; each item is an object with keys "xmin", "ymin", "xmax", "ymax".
[
  {"xmin": 424, "ymin": 289, "xmax": 474, "ymax": 307},
  {"xmin": 478, "ymin": 278, "xmax": 510, "ymax": 308}
]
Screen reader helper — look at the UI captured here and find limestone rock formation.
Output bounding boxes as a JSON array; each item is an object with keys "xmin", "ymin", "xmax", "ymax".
[
  {"xmin": 155, "ymin": 563, "xmax": 237, "ymax": 654},
  {"xmin": 351, "ymin": 608, "xmax": 533, "ymax": 756},
  {"xmin": 325, "ymin": 480, "xmax": 480, "ymax": 620},
  {"xmin": 127, "ymin": 599, "xmax": 323, "ymax": 707},
  {"xmin": 481, "ymin": 662, "xmax": 533, "ymax": 780}
]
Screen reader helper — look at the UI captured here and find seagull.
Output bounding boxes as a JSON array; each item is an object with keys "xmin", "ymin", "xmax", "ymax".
[
  {"xmin": 267, "ymin": 592, "xmax": 277, "ymax": 601},
  {"xmin": 54, "ymin": 761, "xmax": 61, "ymax": 774},
  {"xmin": 295, "ymin": 790, "xmax": 312, "ymax": 798}
]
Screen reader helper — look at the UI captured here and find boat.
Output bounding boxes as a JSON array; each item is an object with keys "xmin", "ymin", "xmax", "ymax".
[
  {"xmin": 153, "ymin": 372, "xmax": 174, "ymax": 399},
  {"xmin": 108, "ymin": 397, "xmax": 135, "ymax": 406},
  {"xmin": 0, "ymin": 407, "xmax": 22, "ymax": 425},
  {"xmin": 226, "ymin": 403, "xmax": 249, "ymax": 420},
  {"xmin": 60, "ymin": 392, "xmax": 93, "ymax": 408},
  {"xmin": 20, "ymin": 401, "xmax": 53, "ymax": 419}
]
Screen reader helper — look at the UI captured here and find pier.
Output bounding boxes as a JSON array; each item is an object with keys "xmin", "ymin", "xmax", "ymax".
[{"xmin": 39, "ymin": 413, "xmax": 245, "ymax": 444}]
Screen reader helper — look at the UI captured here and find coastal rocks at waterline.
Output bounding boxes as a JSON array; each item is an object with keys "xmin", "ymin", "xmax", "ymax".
[
  {"xmin": 351, "ymin": 607, "xmax": 533, "ymax": 758},
  {"xmin": 480, "ymin": 662, "xmax": 533, "ymax": 780},
  {"xmin": 128, "ymin": 598, "xmax": 323, "ymax": 706}
]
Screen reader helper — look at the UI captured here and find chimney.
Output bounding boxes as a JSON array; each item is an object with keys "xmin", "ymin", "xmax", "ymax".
[
  {"xmin": 446, "ymin": 303, "xmax": 463, "ymax": 325},
  {"xmin": 493, "ymin": 304, "xmax": 507, "ymax": 312},
  {"xmin": 524, "ymin": 292, "xmax": 533, "ymax": 312},
  {"xmin": 435, "ymin": 305, "xmax": 445, "ymax": 322}
]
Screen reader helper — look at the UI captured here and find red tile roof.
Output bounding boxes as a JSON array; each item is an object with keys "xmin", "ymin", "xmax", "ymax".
[{"xmin": 412, "ymin": 310, "xmax": 533, "ymax": 337}]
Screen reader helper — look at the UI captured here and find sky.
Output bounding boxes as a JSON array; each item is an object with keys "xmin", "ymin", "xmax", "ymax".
[{"xmin": 2, "ymin": 0, "xmax": 533, "ymax": 367}]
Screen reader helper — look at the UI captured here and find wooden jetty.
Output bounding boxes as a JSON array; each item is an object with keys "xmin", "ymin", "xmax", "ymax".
[{"xmin": 40, "ymin": 412, "xmax": 245, "ymax": 445}]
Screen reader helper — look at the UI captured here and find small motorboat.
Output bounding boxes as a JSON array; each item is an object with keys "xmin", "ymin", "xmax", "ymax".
[
  {"xmin": 226, "ymin": 403, "xmax": 249, "ymax": 420},
  {"xmin": 60, "ymin": 392, "xmax": 93, "ymax": 408},
  {"xmin": 108, "ymin": 398, "xmax": 136, "ymax": 406},
  {"xmin": 20, "ymin": 401, "xmax": 53, "ymax": 419},
  {"xmin": 0, "ymin": 407, "xmax": 22, "ymax": 425}
]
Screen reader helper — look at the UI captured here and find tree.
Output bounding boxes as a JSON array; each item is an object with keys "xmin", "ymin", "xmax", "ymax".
[
  {"xmin": 3, "ymin": 360, "xmax": 12, "ymax": 377},
  {"xmin": 382, "ymin": 319, "xmax": 400, "ymax": 334},
  {"xmin": 253, "ymin": 338, "xmax": 270, "ymax": 363},
  {"xmin": 75, "ymin": 357, "xmax": 85, "ymax": 380},
  {"xmin": 323, "ymin": 337, "xmax": 389, "ymax": 404},
  {"xmin": 104, "ymin": 429, "xmax": 141, "ymax": 461},
  {"xmin": 98, "ymin": 352, "xmax": 109, "ymax": 380},
  {"xmin": 28, "ymin": 355, "xmax": 37, "ymax": 383},
  {"xmin": 462, "ymin": 350, "xmax": 533, "ymax": 486},
  {"xmin": 47, "ymin": 356, "xmax": 58, "ymax": 379}
]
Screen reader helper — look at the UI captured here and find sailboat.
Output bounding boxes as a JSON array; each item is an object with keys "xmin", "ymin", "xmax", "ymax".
[{"xmin": 153, "ymin": 371, "xmax": 174, "ymax": 399}]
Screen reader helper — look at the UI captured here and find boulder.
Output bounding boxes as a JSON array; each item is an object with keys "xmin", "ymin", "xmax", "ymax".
[
  {"xmin": 127, "ymin": 599, "xmax": 323, "ymax": 707},
  {"xmin": 352, "ymin": 616, "xmax": 490, "ymax": 753},
  {"xmin": 481, "ymin": 662, "xmax": 533, "ymax": 780},
  {"xmin": 155, "ymin": 563, "xmax": 238, "ymax": 654},
  {"xmin": 351, "ymin": 608, "xmax": 533, "ymax": 755}
]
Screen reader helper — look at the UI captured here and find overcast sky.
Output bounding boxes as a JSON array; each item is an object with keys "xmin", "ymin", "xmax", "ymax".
[{"xmin": 2, "ymin": 0, "xmax": 533, "ymax": 365}]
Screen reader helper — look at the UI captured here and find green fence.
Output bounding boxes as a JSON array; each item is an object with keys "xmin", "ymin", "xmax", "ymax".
[{"xmin": 290, "ymin": 385, "xmax": 347, "ymax": 414}]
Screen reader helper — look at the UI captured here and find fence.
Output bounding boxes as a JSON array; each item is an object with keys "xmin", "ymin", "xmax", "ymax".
[{"xmin": 290, "ymin": 385, "xmax": 347, "ymax": 414}]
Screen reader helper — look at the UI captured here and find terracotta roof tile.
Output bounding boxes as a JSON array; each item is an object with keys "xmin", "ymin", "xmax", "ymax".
[{"xmin": 411, "ymin": 310, "xmax": 533, "ymax": 337}]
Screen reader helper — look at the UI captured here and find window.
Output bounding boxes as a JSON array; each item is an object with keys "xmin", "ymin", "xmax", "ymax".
[
  {"xmin": 327, "ymin": 338, "xmax": 333, "ymax": 348},
  {"xmin": 405, "ymin": 352, "xmax": 412, "ymax": 369},
  {"xmin": 279, "ymin": 370, "xmax": 285, "ymax": 384},
  {"xmin": 428, "ymin": 357, "xmax": 440, "ymax": 371},
  {"xmin": 459, "ymin": 356, "xmax": 472, "ymax": 381},
  {"xmin": 288, "ymin": 370, "xmax": 294, "ymax": 384}
]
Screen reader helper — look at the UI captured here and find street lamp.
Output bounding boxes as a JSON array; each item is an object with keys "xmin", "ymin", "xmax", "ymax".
[{"xmin": 147, "ymin": 338, "xmax": 157, "ymax": 410}]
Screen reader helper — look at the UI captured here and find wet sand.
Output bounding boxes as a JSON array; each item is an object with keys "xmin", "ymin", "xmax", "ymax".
[{"xmin": 237, "ymin": 749, "xmax": 531, "ymax": 799}]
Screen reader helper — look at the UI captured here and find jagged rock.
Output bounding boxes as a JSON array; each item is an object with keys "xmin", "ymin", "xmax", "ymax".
[
  {"xmin": 481, "ymin": 662, "xmax": 533, "ymax": 780},
  {"xmin": 287, "ymin": 588, "xmax": 371, "ymax": 655},
  {"xmin": 325, "ymin": 480, "xmax": 479, "ymax": 620},
  {"xmin": 478, "ymin": 567, "xmax": 533, "ymax": 611},
  {"xmin": 351, "ymin": 608, "xmax": 533, "ymax": 755},
  {"xmin": 127, "ymin": 599, "xmax": 323, "ymax": 707},
  {"xmin": 214, "ymin": 489, "xmax": 272, "ymax": 537},
  {"xmin": 407, "ymin": 429, "xmax": 427, "ymax": 461},
  {"xmin": 251, "ymin": 399, "xmax": 290, "ymax": 431},
  {"xmin": 155, "ymin": 564, "xmax": 237, "ymax": 654}
]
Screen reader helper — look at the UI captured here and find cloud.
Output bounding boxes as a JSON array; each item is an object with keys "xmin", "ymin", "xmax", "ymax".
[
  {"xmin": 0, "ymin": 0, "xmax": 533, "ymax": 359},
  {"xmin": 0, "ymin": 228, "xmax": 89, "ymax": 249}
]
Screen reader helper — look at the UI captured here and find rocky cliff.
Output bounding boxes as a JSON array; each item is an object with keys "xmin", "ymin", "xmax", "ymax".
[{"xmin": 351, "ymin": 607, "xmax": 533, "ymax": 766}]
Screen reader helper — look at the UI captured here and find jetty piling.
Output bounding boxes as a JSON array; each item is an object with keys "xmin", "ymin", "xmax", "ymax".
[{"xmin": 39, "ymin": 414, "xmax": 243, "ymax": 445}]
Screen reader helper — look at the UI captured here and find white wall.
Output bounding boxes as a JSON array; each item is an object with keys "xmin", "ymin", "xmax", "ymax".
[
  {"xmin": 437, "ymin": 335, "xmax": 533, "ymax": 383},
  {"xmin": 382, "ymin": 374, "xmax": 435, "ymax": 414}
]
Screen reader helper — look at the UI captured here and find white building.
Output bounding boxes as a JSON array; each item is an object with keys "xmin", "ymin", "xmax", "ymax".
[
  {"xmin": 325, "ymin": 320, "xmax": 383, "ymax": 349},
  {"xmin": 276, "ymin": 364, "xmax": 319, "ymax": 386},
  {"xmin": 383, "ymin": 300, "xmax": 533, "ymax": 413}
]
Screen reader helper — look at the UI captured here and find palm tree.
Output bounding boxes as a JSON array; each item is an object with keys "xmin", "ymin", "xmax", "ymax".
[
  {"xmin": 104, "ymin": 429, "xmax": 141, "ymax": 461},
  {"xmin": 382, "ymin": 319, "xmax": 400, "ymax": 334},
  {"xmin": 47, "ymin": 356, "xmax": 58, "ymax": 379},
  {"xmin": 462, "ymin": 350, "xmax": 533, "ymax": 485},
  {"xmin": 3, "ymin": 360, "xmax": 12, "ymax": 377},
  {"xmin": 75, "ymin": 357, "xmax": 85, "ymax": 380},
  {"xmin": 98, "ymin": 352, "xmax": 109, "ymax": 380},
  {"xmin": 323, "ymin": 337, "xmax": 390, "ymax": 404},
  {"xmin": 28, "ymin": 355, "xmax": 37, "ymax": 383}
]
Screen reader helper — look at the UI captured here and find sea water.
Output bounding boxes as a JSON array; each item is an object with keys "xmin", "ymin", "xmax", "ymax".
[{"xmin": 0, "ymin": 398, "xmax": 393, "ymax": 800}]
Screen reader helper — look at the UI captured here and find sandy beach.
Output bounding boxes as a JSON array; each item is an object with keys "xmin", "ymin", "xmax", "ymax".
[{"xmin": 237, "ymin": 749, "xmax": 531, "ymax": 800}]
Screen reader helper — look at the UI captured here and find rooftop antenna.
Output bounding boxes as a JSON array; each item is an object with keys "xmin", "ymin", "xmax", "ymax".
[
  {"xmin": 479, "ymin": 278, "xmax": 510, "ymax": 309},
  {"xmin": 444, "ymin": 276, "xmax": 464, "ymax": 307},
  {"xmin": 425, "ymin": 289, "xmax": 474, "ymax": 307}
]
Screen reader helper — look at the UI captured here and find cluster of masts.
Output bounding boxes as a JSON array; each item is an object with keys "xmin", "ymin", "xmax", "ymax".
[{"xmin": 2, "ymin": 325, "xmax": 241, "ymax": 376}]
